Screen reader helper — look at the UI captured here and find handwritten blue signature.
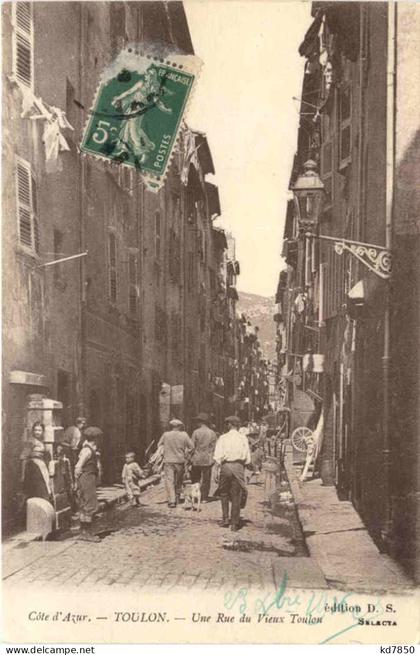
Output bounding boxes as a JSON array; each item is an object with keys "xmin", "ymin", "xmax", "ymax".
[{"xmin": 223, "ymin": 572, "xmax": 387, "ymax": 643}]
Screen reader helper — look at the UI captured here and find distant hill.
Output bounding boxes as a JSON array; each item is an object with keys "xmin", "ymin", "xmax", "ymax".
[{"xmin": 237, "ymin": 292, "xmax": 276, "ymax": 363}]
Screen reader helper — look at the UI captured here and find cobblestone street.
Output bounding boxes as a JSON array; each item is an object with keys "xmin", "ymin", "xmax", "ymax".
[{"xmin": 3, "ymin": 474, "xmax": 327, "ymax": 592}]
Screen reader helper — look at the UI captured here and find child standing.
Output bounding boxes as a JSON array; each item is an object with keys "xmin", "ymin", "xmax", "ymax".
[{"xmin": 122, "ymin": 451, "xmax": 145, "ymax": 506}]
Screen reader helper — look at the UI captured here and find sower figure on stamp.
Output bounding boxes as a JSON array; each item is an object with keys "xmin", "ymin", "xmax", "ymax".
[
  {"xmin": 190, "ymin": 413, "xmax": 217, "ymax": 503},
  {"xmin": 74, "ymin": 427, "xmax": 102, "ymax": 542},
  {"xmin": 157, "ymin": 419, "xmax": 194, "ymax": 508},
  {"xmin": 111, "ymin": 67, "xmax": 173, "ymax": 164},
  {"xmin": 213, "ymin": 416, "xmax": 251, "ymax": 531}
]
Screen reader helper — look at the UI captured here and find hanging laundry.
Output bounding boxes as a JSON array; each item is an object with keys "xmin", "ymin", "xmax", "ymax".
[
  {"xmin": 294, "ymin": 292, "xmax": 307, "ymax": 314},
  {"xmin": 180, "ymin": 127, "xmax": 201, "ymax": 185},
  {"xmin": 15, "ymin": 81, "xmax": 74, "ymax": 171}
]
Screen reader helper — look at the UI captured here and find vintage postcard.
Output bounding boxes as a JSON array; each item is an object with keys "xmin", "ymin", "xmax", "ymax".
[{"xmin": 2, "ymin": 0, "xmax": 419, "ymax": 647}]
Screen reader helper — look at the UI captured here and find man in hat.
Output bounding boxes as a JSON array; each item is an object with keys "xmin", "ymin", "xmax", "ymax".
[
  {"xmin": 190, "ymin": 413, "xmax": 217, "ymax": 503},
  {"xmin": 74, "ymin": 429, "xmax": 101, "ymax": 542},
  {"xmin": 64, "ymin": 416, "xmax": 87, "ymax": 475},
  {"xmin": 214, "ymin": 416, "xmax": 251, "ymax": 531},
  {"xmin": 157, "ymin": 419, "xmax": 194, "ymax": 508}
]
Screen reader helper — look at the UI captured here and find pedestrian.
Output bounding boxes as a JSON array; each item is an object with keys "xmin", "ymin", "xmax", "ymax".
[
  {"xmin": 157, "ymin": 418, "xmax": 194, "ymax": 508},
  {"xmin": 252, "ymin": 440, "xmax": 264, "ymax": 472},
  {"xmin": 213, "ymin": 415, "xmax": 251, "ymax": 531},
  {"xmin": 74, "ymin": 427, "xmax": 102, "ymax": 542},
  {"xmin": 122, "ymin": 451, "xmax": 145, "ymax": 506},
  {"xmin": 54, "ymin": 443, "xmax": 74, "ymax": 510},
  {"xmin": 250, "ymin": 440, "xmax": 264, "ymax": 482},
  {"xmin": 20, "ymin": 421, "xmax": 53, "ymax": 505},
  {"xmin": 190, "ymin": 413, "xmax": 217, "ymax": 503},
  {"xmin": 64, "ymin": 416, "xmax": 87, "ymax": 474},
  {"xmin": 259, "ymin": 420, "xmax": 268, "ymax": 444}
]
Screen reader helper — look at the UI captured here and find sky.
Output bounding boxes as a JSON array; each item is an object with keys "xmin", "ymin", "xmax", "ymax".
[{"xmin": 184, "ymin": 0, "xmax": 312, "ymax": 297}]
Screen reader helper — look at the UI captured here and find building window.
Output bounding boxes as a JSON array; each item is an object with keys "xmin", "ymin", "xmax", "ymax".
[
  {"xmin": 53, "ymin": 228, "xmax": 64, "ymax": 285},
  {"xmin": 171, "ymin": 311, "xmax": 182, "ymax": 364},
  {"xmin": 110, "ymin": 2, "xmax": 127, "ymax": 51},
  {"xmin": 155, "ymin": 305, "xmax": 167, "ymax": 343},
  {"xmin": 186, "ymin": 191, "xmax": 195, "ymax": 224},
  {"xmin": 65, "ymin": 78, "xmax": 76, "ymax": 135},
  {"xmin": 16, "ymin": 157, "xmax": 38, "ymax": 254},
  {"xmin": 169, "ymin": 228, "xmax": 181, "ymax": 283},
  {"xmin": 117, "ymin": 165, "xmax": 133, "ymax": 195},
  {"xmin": 128, "ymin": 252, "xmax": 138, "ymax": 315},
  {"xmin": 57, "ymin": 369, "xmax": 70, "ymax": 426},
  {"xmin": 197, "ymin": 229, "xmax": 205, "ymax": 262},
  {"xmin": 155, "ymin": 210, "xmax": 161, "ymax": 259},
  {"xmin": 12, "ymin": 2, "xmax": 33, "ymax": 89},
  {"xmin": 321, "ymin": 112, "xmax": 334, "ymax": 210},
  {"xmin": 304, "ymin": 236, "xmax": 311, "ymax": 288},
  {"xmin": 187, "ymin": 251, "xmax": 194, "ymax": 291},
  {"xmin": 108, "ymin": 231, "xmax": 117, "ymax": 304},
  {"xmin": 339, "ymin": 85, "xmax": 352, "ymax": 169},
  {"xmin": 172, "ymin": 192, "xmax": 181, "ymax": 224},
  {"xmin": 186, "ymin": 327, "xmax": 194, "ymax": 369}
]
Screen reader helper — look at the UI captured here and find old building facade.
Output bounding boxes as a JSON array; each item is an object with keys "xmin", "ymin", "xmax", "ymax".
[
  {"xmin": 2, "ymin": 1, "xmax": 254, "ymax": 532},
  {"xmin": 276, "ymin": 2, "xmax": 420, "ymax": 581}
]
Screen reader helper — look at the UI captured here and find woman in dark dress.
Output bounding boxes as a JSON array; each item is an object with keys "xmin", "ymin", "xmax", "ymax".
[{"xmin": 20, "ymin": 421, "xmax": 52, "ymax": 502}]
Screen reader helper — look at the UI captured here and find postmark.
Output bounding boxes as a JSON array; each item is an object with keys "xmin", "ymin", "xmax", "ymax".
[{"xmin": 80, "ymin": 49, "xmax": 202, "ymax": 191}]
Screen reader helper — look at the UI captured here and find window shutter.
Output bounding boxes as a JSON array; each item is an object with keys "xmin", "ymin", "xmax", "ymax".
[
  {"xmin": 321, "ymin": 113, "xmax": 334, "ymax": 210},
  {"xmin": 155, "ymin": 211, "xmax": 161, "ymax": 259},
  {"xmin": 339, "ymin": 85, "xmax": 352, "ymax": 169},
  {"xmin": 110, "ymin": 2, "xmax": 127, "ymax": 51},
  {"xmin": 128, "ymin": 253, "xmax": 137, "ymax": 314},
  {"xmin": 13, "ymin": 2, "xmax": 33, "ymax": 89},
  {"xmin": 33, "ymin": 218, "xmax": 40, "ymax": 254},
  {"xmin": 16, "ymin": 159, "xmax": 36, "ymax": 250},
  {"xmin": 16, "ymin": 2, "xmax": 32, "ymax": 33}
]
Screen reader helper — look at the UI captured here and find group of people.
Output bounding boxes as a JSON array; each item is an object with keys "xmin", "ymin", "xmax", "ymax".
[
  {"xmin": 157, "ymin": 413, "xmax": 262, "ymax": 532},
  {"xmin": 20, "ymin": 412, "xmax": 269, "ymax": 541},
  {"xmin": 20, "ymin": 417, "xmax": 104, "ymax": 542}
]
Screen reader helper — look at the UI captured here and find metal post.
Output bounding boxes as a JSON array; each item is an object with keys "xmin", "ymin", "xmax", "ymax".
[
  {"xmin": 382, "ymin": 0, "xmax": 396, "ymax": 543},
  {"xmin": 36, "ymin": 251, "xmax": 88, "ymax": 268}
]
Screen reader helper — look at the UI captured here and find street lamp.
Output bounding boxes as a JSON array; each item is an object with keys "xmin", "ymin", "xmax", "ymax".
[{"xmin": 291, "ymin": 159, "xmax": 325, "ymax": 231}]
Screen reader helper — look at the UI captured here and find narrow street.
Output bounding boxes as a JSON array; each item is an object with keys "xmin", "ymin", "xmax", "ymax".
[{"xmin": 3, "ymin": 472, "xmax": 327, "ymax": 593}]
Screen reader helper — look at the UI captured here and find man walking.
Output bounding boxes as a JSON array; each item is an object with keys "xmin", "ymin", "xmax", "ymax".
[
  {"xmin": 158, "ymin": 419, "xmax": 194, "ymax": 508},
  {"xmin": 214, "ymin": 416, "xmax": 251, "ymax": 531},
  {"xmin": 190, "ymin": 413, "xmax": 217, "ymax": 502}
]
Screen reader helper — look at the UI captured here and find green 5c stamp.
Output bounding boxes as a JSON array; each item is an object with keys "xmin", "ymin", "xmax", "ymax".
[{"xmin": 81, "ymin": 50, "xmax": 202, "ymax": 191}]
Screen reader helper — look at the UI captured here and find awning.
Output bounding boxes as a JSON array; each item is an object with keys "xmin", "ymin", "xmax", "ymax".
[
  {"xmin": 212, "ymin": 226, "xmax": 227, "ymax": 250},
  {"xmin": 299, "ymin": 11, "xmax": 323, "ymax": 58},
  {"xmin": 228, "ymin": 285, "xmax": 239, "ymax": 301},
  {"xmin": 205, "ymin": 182, "xmax": 221, "ymax": 218},
  {"xmin": 227, "ymin": 260, "xmax": 240, "ymax": 276},
  {"xmin": 195, "ymin": 133, "xmax": 215, "ymax": 175}
]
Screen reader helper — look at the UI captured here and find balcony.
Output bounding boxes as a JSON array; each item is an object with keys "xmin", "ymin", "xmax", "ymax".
[{"xmin": 284, "ymin": 239, "xmax": 298, "ymax": 267}]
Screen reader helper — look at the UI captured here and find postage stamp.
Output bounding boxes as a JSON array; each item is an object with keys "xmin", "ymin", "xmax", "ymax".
[{"xmin": 80, "ymin": 49, "xmax": 202, "ymax": 191}]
